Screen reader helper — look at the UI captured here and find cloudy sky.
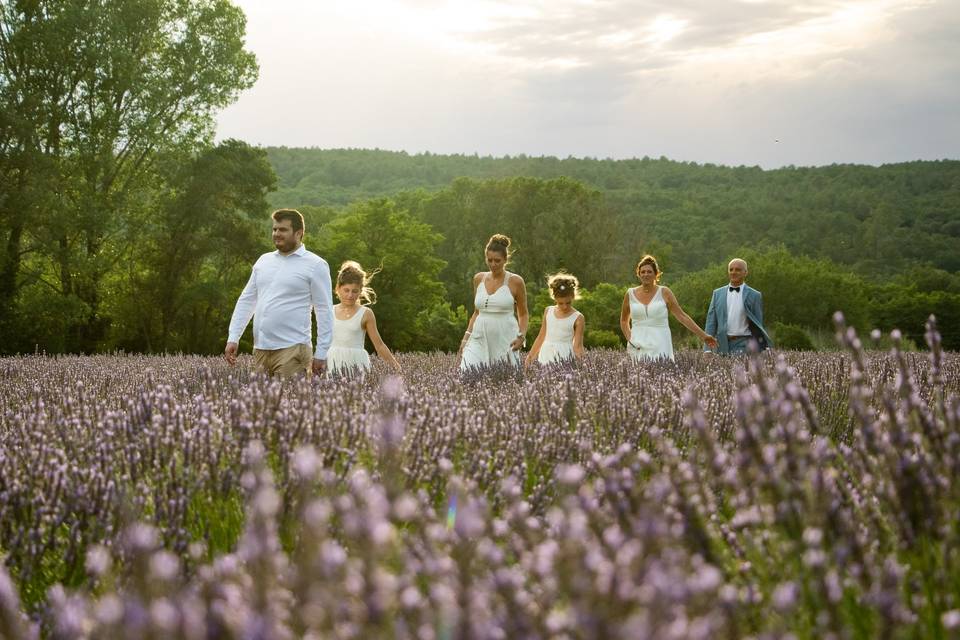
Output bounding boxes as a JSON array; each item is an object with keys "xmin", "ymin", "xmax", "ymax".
[{"xmin": 215, "ymin": 0, "xmax": 960, "ymax": 168}]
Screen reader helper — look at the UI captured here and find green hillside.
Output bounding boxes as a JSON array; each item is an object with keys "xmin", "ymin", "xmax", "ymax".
[
  {"xmin": 259, "ymin": 148, "xmax": 960, "ymax": 352},
  {"xmin": 265, "ymin": 148, "xmax": 960, "ymax": 277}
]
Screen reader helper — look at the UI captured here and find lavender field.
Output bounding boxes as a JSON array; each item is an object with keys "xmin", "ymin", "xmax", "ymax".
[{"xmin": 1, "ymin": 318, "xmax": 959, "ymax": 639}]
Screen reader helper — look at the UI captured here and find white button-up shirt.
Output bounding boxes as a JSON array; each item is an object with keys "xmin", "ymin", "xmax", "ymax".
[
  {"xmin": 726, "ymin": 285, "xmax": 751, "ymax": 337},
  {"xmin": 228, "ymin": 244, "xmax": 334, "ymax": 359}
]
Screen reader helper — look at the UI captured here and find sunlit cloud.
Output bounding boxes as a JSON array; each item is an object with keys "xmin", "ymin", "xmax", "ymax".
[
  {"xmin": 644, "ymin": 15, "xmax": 688, "ymax": 47},
  {"xmin": 719, "ymin": 0, "xmax": 934, "ymax": 75},
  {"xmin": 451, "ymin": 0, "xmax": 937, "ymax": 77},
  {"xmin": 217, "ymin": 0, "xmax": 960, "ymax": 167}
]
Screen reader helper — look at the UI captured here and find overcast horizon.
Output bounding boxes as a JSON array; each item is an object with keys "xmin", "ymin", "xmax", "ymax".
[{"xmin": 215, "ymin": 0, "xmax": 960, "ymax": 169}]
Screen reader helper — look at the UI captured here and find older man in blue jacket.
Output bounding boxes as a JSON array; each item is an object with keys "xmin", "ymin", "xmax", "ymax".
[{"xmin": 705, "ymin": 258, "xmax": 772, "ymax": 354}]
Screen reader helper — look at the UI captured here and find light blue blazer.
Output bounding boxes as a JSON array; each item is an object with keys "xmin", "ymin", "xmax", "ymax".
[{"xmin": 705, "ymin": 284, "xmax": 772, "ymax": 354}]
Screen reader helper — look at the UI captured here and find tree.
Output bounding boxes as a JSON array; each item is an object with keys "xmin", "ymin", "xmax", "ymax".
[
  {"xmin": 315, "ymin": 199, "xmax": 447, "ymax": 352},
  {"xmin": 0, "ymin": 0, "xmax": 258, "ymax": 353},
  {"xmin": 109, "ymin": 140, "xmax": 276, "ymax": 353},
  {"xmin": 406, "ymin": 176, "xmax": 619, "ymax": 312},
  {"xmin": 413, "ymin": 301, "xmax": 469, "ymax": 352},
  {"xmin": 870, "ymin": 286, "xmax": 960, "ymax": 351}
]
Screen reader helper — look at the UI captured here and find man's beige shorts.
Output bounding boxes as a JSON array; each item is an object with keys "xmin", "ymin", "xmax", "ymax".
[{"xmin": 253, "ymin": 343, "xmax": 312, "ymax": 378}]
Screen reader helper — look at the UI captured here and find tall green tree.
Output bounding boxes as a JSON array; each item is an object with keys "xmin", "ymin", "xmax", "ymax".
[
  {"xmin": 404, "ymin": 176, "xmax": 619, "ymax": 311},
  {"xmin": 110, "ymin": 140, "xmax": 276, "ymax": 353},
  {"xmin": 0, "ymin": 0, "xmax": 257, "ymax": 353},
  {"xmin": 315, "ymin": 198, "xmax": 447, "ymax": 352}
]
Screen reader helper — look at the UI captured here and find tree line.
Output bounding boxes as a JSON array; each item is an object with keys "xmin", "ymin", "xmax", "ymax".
[
  {"xmin": 267, "ymin": 148, "xmax": 960, "ymax": 279},
  {"xmin": 300, "ymin": 181, "xmax": 960, "ymax": 354}
]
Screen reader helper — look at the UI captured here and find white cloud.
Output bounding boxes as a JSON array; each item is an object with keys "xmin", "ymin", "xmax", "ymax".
[{"xmin": 216, "ymin": 0, "xmax": 960, "ymax": 166}]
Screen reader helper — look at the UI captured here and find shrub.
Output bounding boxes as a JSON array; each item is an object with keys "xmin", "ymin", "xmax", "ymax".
[{"xmin": 771, "ymin": 321, "xmax": 816, "ymax": 351}]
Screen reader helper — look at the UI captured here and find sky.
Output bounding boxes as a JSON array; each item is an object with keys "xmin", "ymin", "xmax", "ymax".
[{"xmin": 215, "ymin": 0, "xmax": 960, "ymax": 168}]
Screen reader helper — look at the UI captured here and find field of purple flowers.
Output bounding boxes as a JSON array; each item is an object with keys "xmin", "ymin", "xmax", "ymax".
[{"xmin": 1, "ymin": 316, "xmax": 959, "ymax": 639}]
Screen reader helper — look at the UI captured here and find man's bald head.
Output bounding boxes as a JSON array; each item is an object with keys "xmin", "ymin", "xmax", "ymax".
[{"xmin": 728, "ymin": 258, "xmax": 748, "ymax": 286}]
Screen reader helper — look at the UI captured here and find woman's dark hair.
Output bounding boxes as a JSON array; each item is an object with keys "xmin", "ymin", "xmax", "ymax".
[
  {"xmin": 485, "ymin": 233, "xmax": 512, "ymax": 259},
  {"xmin": 635, "ymin": 254, "xmax": 662, "ymax": 282}
]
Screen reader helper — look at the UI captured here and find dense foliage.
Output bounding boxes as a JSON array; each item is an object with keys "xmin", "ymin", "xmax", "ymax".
[
  {"xmin": 278, "ymin": 150, "xmax": 959, "ymax": 354},
  {"xmin": 266, "ymin": 148, "xmax": 960, "ymax": 277},
  {"xmin": 1, "ymin": 319, "xmax": 959, "ymax": 637},
  {"xmin": 0, "ymin": 0, "xmax": 268, "ymax": 355}
]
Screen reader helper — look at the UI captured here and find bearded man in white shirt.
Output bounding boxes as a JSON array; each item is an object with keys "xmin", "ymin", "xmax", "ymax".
[
  {"xmin": 224, "ymin": 209, "xmax": 334, "ymax": 377},
  {"xmin": 705, "ymin": 258, "xmax": 772, "ymax": 355}
]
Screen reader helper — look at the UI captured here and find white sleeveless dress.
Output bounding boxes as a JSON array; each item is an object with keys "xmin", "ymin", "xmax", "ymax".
[
  {"xmin": 460, "ymin": 275, "xmax": 521, "ymax": 370},
  {"xmin": 538, "ymin": 306, "xmax": 581, "ymax": 364},
  {"xmin": 328, "ymin": 306, "xmax": 371, "ymax": 377},
  {"xmin": 627, "ymin": 286, "xmax": 674, "ymax": 361}
]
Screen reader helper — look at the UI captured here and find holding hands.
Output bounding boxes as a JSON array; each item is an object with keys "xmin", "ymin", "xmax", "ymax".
[{"xmin": 312, "ymin": 359, "xmax": 327, "ymax": 376}]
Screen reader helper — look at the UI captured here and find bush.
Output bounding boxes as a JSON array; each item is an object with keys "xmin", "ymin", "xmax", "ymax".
[
  {"xmin": 771, "ymin": 322, "xmax": 816, "ymax": 351},
  {"xmin": 414, "ymin": 302, "xmax": 469, "ymax": 352},
  {"xmin": 585, "ymin": 329, "xmax": 622, "ymax": 349}
]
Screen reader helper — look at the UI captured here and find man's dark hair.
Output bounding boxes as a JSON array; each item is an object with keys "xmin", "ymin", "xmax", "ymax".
[{"xmin": 271, "ymin": 209, "xmax": 305, "ymax": 234}]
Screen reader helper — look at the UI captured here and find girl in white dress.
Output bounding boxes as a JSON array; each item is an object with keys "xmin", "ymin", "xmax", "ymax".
[
  {"xmin": 525, "ymin": 272, "xmax": 585, "ymax": 366},
  {"xmin": 620, "ymin": 255, "xmax": 717, "ymax": 361},
  {"xmin": 328, "ymin": 261, "xmax": 402, "ymax": 378},
  {"xmin": 458, "ymin": 234, "xmax": 529, "ymax": 371}
]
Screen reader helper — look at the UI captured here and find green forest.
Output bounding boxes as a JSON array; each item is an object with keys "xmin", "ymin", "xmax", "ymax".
[
  {"xmin": 262, "ymin": 148, "xmax": 960, "ymax": 352},
  {"xmin": 269, "ymin": 148, "xmax": 960, "ymax": 273},
  {"xmin": 2, "ymin": 3, "xmax": 958, "ymax": 356}
]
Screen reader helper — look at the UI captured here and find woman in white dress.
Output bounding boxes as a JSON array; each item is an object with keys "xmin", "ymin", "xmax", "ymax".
[
  {"xmin": 328, "ymin": 261, "xmax": 402, "ymax": 378},
  {"xmin": 620, "ymin": 255, "xmax": 717, "ymax": 361},
  {"xmin": 458, "ymin": 234, "xmax": 529, "ymax": 370},
  {"xmin": 525, "ymin": 272, "xmax": 585, "ymax": 366}
]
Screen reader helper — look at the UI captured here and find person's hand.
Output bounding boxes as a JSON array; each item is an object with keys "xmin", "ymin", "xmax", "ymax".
[
  {"xmin": 312, "ymin": 358, "xmax": 327, "ymax": 376},
  {"xmin": 224, "ymin": 342, "xmax": 239, "ymax": 366},
  {"xmin": 704, "ymin": 335, "xmax": 718, "ymax": 350},
  {"xmin": 510, "ymin": 336, "xmax": 524, "ymax": 351}
]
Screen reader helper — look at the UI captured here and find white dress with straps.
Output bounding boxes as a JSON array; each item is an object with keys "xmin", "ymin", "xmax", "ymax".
[
  {"xmin": 460, "ymin": 274, "xmax": 521, "ymax": 370},
  {"xmin": 627, "ymin": 286, "xmax": 674, "ymax": 362},
  {"xmin": 538, "ymin": 306, "xmax": 580, "ymax": 364},
  {"xmin": 328, "ymin": 306, "xmax": 371, "ymax": 376}
]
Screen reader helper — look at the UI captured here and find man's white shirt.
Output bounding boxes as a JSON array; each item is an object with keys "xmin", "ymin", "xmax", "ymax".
[
  {"xmin": 228, "ymin": 244, "xmax": 334, "ymax": 359},
  {"xmin": 726, "ymin": 286, "xmax": 751, "ymax": 337}
]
